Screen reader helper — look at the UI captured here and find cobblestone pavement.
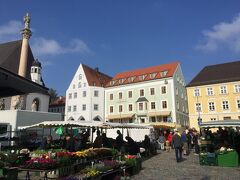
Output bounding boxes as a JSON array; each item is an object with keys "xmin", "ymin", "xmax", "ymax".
[{"xmin": 131, "ymin": 150, "xmax": 240, "ymax": 180}]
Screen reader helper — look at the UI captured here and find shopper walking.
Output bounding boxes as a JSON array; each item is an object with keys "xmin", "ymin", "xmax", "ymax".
[{"xmin": 172, "ymin": 129, "xmax": 183, "ymax": 162}]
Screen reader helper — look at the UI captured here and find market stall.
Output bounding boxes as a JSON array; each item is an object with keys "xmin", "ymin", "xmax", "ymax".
[
  {"xmin": 199, "ymin": 120, "xmax": 240, "ymax": 167},
  {"xmin": 0, "ymin": 121, "xmax": 145, "ymax": 179}
]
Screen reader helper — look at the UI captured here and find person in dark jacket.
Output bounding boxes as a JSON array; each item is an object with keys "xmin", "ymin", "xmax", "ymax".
[
  {"xmin": 125, "ymin": 136, "xmax": 140, "ymax": 155},
  {"xmin": 172, "ymin": 129, "xmax": 183, "ymax": 162},
  {"xmin": 115, "ymin": 130, "xmax": 124, "ymax": 152},
  {"xmin": 143, "ymin": 135, "xmax": 151, "ymax": 156},
  {"xmin": 65, "ymin": 134, "xmax": 75, "ymax": 152}
]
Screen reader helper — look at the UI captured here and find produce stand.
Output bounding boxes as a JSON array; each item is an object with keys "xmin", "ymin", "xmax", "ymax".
[
  {"xmin": 0, "ymin": 121, "xmax": 147, "ymax": 179},
  {"xmin": 199, "ymin": 120, "xmax": 240, "ymax": 167},
  {"xmin": 217, "ymin": 150, "xmax": 239, "ymax": 167}
]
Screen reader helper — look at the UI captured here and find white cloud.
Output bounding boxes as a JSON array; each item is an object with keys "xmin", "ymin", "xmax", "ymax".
[
  {"xmin": 31, "ymin": 38, "xmax": 90, "ymax": 56},
  {"xmin": 0, "ymin": 20, "xmax": 22, "ymax": 41},
  {"xmin": 197, "ymin": 14, "xmax": 240, "ymax": 53},
  {"xmin": 0, "ymin": 20, "xmax": 91, "ymax": 56}
]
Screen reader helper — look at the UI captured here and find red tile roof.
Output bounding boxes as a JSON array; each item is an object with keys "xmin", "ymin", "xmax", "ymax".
[
  {"xmin": 50, "ymin": 96, "xmax": 66, "ymax": 106},
  {"xmin": 106, "ymin": 61, "xmax": 179, "ymax": 87},
  {"xmin": 82, "ymin": 64, "xmax": 112, "ymax": 87}
]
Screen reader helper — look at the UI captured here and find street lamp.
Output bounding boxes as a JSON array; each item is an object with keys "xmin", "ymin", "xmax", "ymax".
[{"xmin": 195, "ymin": 87, "xmax": 202, "ymax": 125}]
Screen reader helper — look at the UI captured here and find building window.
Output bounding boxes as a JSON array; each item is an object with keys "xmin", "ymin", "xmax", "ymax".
[
  {"xmin": 235, "ymin": 85, "xmax": 240, "ymax": 93},
  {"xmin": 151, "ymin": 117, "xmax": 156, "ymax": 122},
  {"xmin": 211, "ymin": 118, "xmax": 216, "ymax": 121},
  {"xmin": 83, "ymin": 91, "xmax": 86, "ymax": 97},
  {"xmin": 110, "ymin": 106, "xmax": 113, "ymax": 113},
  {"xmin": 119, "ymin": 105, "xmax": 123, "ymax": 112},
  {"xmin": 196, "ymin": 103, "xmax": 201, "ymax": 112},
  {"xmin": 74, "ymin": 92, "xmax": 77, "ymax": 98},
  {"xmin": 73, "ymin": 84, "xmax": 75, "ymax": 89},
  {"xmin": 78, "ymin": 82, "xmax": 81, "ymax": 88},
  {"xmin": 194, "ymin": 89, "xmax": 200, "ymax": 96},
  {"xmin": 94, "ymin": 104, "xmax": 98, "ymax": 111},
  {"xmin": 222, "ymin": 101, "xmax": 229, "ymax": 110},
  {"xmin": 139, "ymin": 75, "xmax": 146, "ymax": 81},
  {"xmin": 176, "ymin": 88, "xmax": 179, "ymax": 95},
  {"xmin": 220, "ymin": 86, "xmax": 227, "ymax": 94},
  {"xmin": 67, "ymin": 106, "xmax": 71, "ymax": 112},
  {"xmin": 119, "ymin": 78, "xmax": 126, "ymax": 84},
  {"xmin": 207, "ymin": 87, "xmax": 214, "ymax": 96},
  {"xmin": 150, "ymin": 73, "xmax": 157, "ymax": 79},
  {"xmin": 177, "ymin": 101, "xmax": 179, "ymax": 110},
  {"xmin": 129, "ymin": 104, "xmax": 133, "ymax": 111},
  {"xmin": 110, "ymin": 94, "xmax": 113, "ymax": 100},
  {"xmin": 151, "ymin": 102, "xmax": 156, "ymax": 110},
  {"xmin": 140, "ymin": 89, "xmax": 144, "ymax": 97},
  {"xmin": 150, "ymin": 88, "xmax": 155, "ymax": 95},
  {"xmin": 82, "ymin": 104, "xmax": 86, "ymax": 111},
  {"xmin": 119, "ymin": 92, "xmax": 123, "ymax": 99},
  {"xmin": 94, "ymin": 90, "xmax": 99, "ymax": 97},
  {"xmin": 139, "ymin": 103, "xmax": 143, "ymax": 111},
  {"xmin": 69, "ymin": 93, "xmax": 72, "ymax": 99},
  {"xmin": 209, "ymin": 102, "xmax": 215, "ymax": 111},
  {"xmin": 73, "ymin": 105, "xmax": 77, "ymax": 112},
  {"xmin": 79, "ymin": 74, "xmax": 82, "ymax": 80},
  {"xmin": 128, "ymin": 77, "xmax": 135, "ymax": 83},
  {"xmin": 237, "ymin": 100, "xmax": 240, "ymax": 109},
  {"xmin": 162, "ymin": 101, "xmax": 167, "ymax": 109},
  {"xmin": 224, "ymin": 116, "xmax": 231, "ymax": 120},
  {"xmin": 161, "ymin": 86, "xmax": 166, "ymax": 94},
  {"xmin": 128, "ymin": 91, "xmax": 132, "ymax": 98},
  {"xmin": 83, "ymin": 83, "xmax": 86, "ymax": 87},
  {"xmin": 160, "ymin": 70, "xmax": 168, "ymax": 77}
]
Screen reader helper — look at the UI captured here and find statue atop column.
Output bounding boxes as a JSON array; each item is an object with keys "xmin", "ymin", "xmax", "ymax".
[
  {"xmin": 21, "ymin": 13, "xmax": 32, "ymax": 39},
  {"xmin": 24, "ymin": 13, "xmax": 30, "ymax": 29}
]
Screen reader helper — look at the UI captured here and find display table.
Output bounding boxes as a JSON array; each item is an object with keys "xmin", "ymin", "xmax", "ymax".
[
  {"xmin": 199, "ymin": 153, "xmax": 217, "ymax": 166},
  {"xmin": 217, "ymin": 150, "xmax": 239, "ymax": 167}
]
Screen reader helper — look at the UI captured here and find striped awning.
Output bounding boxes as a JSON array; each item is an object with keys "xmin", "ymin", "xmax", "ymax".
[
  {"xmin": 106, "ymin": 114, "xmax": 135, "ymax": 120},
  {"xmin": 148, "ymin": 111, "xmax": 171, "ymax": 117}
]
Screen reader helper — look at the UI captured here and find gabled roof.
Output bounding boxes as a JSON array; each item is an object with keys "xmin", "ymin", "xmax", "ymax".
[
  {"xmin": 0, "ymin": 40, "xmax": 34, "ymax": 80},
  {"xmin": 106, "ymin": 61, "xmax": 179, "ymax": 87},
  {"xmin": 82, "ymin": 64, "xmax": 112, "ymax": 87},
  {"xmin": 187, "ymin": 61, "xmax": 240, "ymax": 87},
  {"xmin": 49, "ymin": 96, "xmax": 66, "ymax": 106}
]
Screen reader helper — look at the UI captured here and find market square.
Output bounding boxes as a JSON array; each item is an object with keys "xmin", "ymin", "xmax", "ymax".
[{"xmin": 0, "ymin": 1, "xmax": 240, "ymax": 179}]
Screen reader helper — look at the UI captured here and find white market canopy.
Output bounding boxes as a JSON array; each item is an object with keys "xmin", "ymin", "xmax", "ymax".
[
  {"xmin": 19, "ymin": 120, "xmax": 103, "ymax": 129},
  {"xmin": 199, "ymin": 120, "xmax": 240, "ymax": 128},
  {"xmin": 19, "ymin": 121, "xmax": 152, "ymax": 130},
  {"xmin": 102, "ymin": 122, "xmax": 151, "ymax": 129}
]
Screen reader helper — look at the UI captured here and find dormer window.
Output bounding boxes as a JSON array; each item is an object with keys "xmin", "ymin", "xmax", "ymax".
[
  {"xmin": 139, "ymin": 74, "xmax": 146, "ymax": 81},
  {"xmin": 128, "ymin": 76, "xmax": 135, "ymax": 83},
  {"xmin": 150, "ymin": 73, "xmax": 157, "ymax": 79},
  {"xmin": 119, "ymin": 78, "xmax": 126, "ymax": 84},
  {"xmin": 93, "ymin": 81, "xmax": 96, "ymax": 86},
  {"xmin": 110, "ymin": 80, "xmax": 115, "ymax": 86},
  {"xmin": 160, "ymin": 70, "xmax": 168, "ymax": 77}
]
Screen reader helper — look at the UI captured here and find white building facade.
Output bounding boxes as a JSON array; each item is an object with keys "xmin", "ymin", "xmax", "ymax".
[{"xmin": 65, "ymin": 64, "xmax": 111, "ymax": 122}]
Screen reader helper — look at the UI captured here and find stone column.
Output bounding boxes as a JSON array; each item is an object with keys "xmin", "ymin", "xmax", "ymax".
[{"xmin": 18, "ymin": 13, "xmax": 32, "ymax": 78}]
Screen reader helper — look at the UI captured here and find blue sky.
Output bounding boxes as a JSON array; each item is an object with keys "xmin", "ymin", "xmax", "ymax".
[{"xmin": 0, "ymin": 0, "xmax": 240, "ymax": 95}]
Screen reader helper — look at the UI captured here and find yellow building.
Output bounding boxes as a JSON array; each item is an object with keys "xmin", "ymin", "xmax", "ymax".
[{"xmin": 186, "ymin": 61, "xmax": 240, "ymax": 129}]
